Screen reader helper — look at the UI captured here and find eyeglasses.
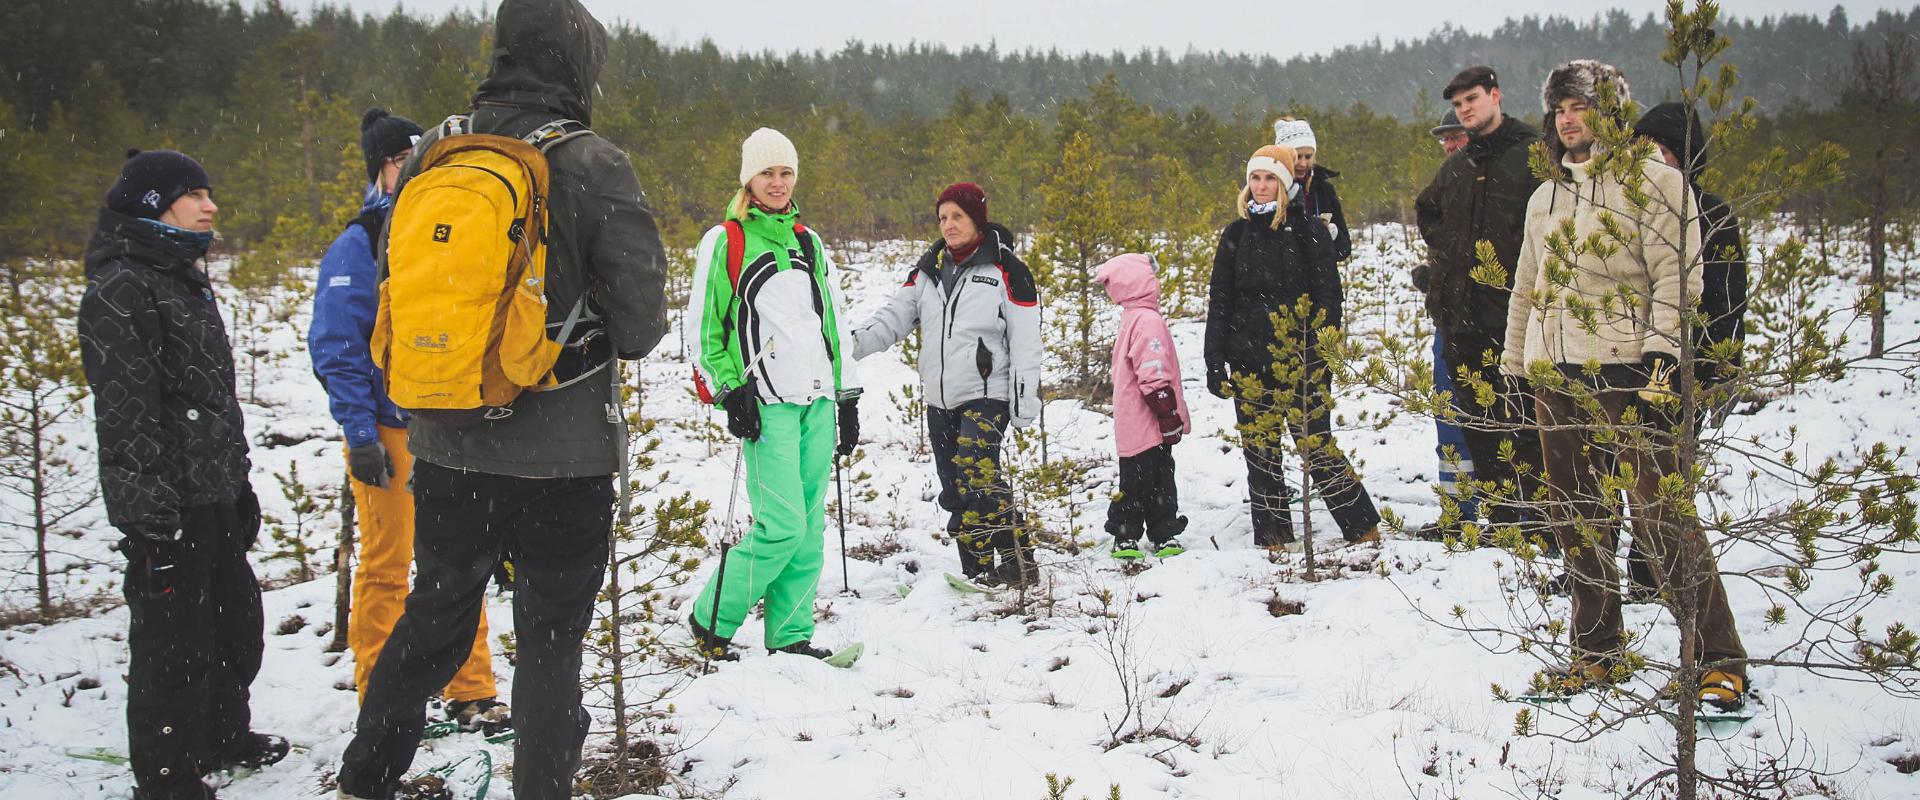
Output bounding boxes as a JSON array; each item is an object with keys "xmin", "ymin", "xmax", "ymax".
[{"xmin": 385, "ymin": 151, "xmax": 414, "ymax": 167}]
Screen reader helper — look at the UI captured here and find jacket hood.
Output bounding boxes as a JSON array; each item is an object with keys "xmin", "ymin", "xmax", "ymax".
[
  {"xmin": 1095, "ymin": 253, "xmax": 1160, "ymax": 310},
  {"xmin": 916, "ymin": 222, "xmax": 1019, "ymax": 274},
  {"xmin": 1632, "ymin": 102, "xmax": 1710, "ymax": 182},
  {"xmin": 84, "ymin": 208, "xmax": 209, "ymax": 282},
  {"xmin": 473, "ymin": 0, "xmax": 607, "ymax": 125},
  {"xmin": 1310, "ymin": 164, "xmax": 1340, "ymax": 181}
]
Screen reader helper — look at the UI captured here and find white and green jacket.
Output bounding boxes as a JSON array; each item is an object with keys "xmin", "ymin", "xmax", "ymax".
[{"xmin": 689, "ymin": 203, "xmax": 861, "ymax": 406}]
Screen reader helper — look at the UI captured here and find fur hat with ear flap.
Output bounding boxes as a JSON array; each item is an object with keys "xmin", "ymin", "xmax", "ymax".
[{"xmin": 1541, "ymin": 59, "xmax": 1632, "ymax": 164}]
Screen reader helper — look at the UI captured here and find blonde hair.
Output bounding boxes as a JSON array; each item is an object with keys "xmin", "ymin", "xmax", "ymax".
[{"xmin": 728, "ymin": 187, "xmax": 750, "ymax": 220}]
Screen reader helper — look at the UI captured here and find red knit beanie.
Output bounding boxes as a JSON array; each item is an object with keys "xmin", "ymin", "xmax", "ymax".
[{"xmin": 936, "ymin": 182, "xmax": 989, "ymax": 232}]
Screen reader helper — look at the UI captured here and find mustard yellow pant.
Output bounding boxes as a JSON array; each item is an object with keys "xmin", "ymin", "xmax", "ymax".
[{"xmin": 348, "ymin": 425, "xmax": 496, "ymax": 703}]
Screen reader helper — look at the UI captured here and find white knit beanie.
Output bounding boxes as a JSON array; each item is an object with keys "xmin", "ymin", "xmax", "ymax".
[
  {"xmin": 1272, "ymin": 118, "xmax": 1317, "ymax": 153},
  {"xmin": 739, "ymin": 127, "xmax": 799, "ymax": 186}
]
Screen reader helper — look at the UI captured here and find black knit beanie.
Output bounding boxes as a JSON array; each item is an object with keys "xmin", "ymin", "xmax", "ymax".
[
  {"xmin": 105, "ymin": 149, "xmax": 211, "ymax": 220},
  {"xmin": 360, "ymin": 108, "xmax": 424, "ymax": 183}
]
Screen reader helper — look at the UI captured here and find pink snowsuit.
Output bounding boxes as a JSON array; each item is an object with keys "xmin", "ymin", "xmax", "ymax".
[{"xmin": 1095, "ymin": 253, "xmax": 1192, "ymax": 457}]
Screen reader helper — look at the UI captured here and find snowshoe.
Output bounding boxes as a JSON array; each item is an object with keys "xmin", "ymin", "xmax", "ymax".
[
  {"xmin": 208, "ymin": 731, "xmax": 289, "ymax": 774},
  {"xmin": 1152, "ymin": 538, "xmax": 1187, "ymax": 558},
  {"xmin": 688, "ymin": 613, "xmax": 739, "ymax": 661},
  {"xmin": 944, "ymin": 572, "xmax": 994, "ymax": 594},
  {"xmin": 445, "ymin": 697, "xmax": 511, "ymax": 736},
  {"xmin": 1111, "ymin": 541, "xmax": 1146, "ymax": 561}
]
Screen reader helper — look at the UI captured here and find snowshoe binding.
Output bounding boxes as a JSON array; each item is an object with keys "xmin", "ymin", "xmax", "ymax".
[
  {"xmin": 445, "ymin": 697, "xmax": 512, "ymax": 736},
  {"xmin": 208, "ymin": 731, "xmax": 289, "ymax": 774}
]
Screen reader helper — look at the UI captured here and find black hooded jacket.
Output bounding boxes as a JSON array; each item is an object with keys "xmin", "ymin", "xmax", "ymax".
[
  {"xmin": 1633, "ymin": 102, "xmax": 1748, "ymax": 375},
  {"xmin": 1204, "ymin": 202, "xmax": 1344, "ymax": 374},
  {"xmin": 1415, "ymin": 116, "xmax": 1542, "ymax": 345},
  {"xmin": 1297, "ymin": 164, "xmax": 1351, "ymax": 261},
  {"xmin": 401, "ymin": 0, "xmax": 670, "ymax": 478},
  {"xmin": 77, "ymin": 210, "xmax": 251, "ymax": 533}
]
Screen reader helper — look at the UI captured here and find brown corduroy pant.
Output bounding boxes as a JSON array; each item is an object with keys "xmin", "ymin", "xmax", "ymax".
[{"xmin": 1533, "ymin": 386, "xmax": 1747, "ymax": 678}]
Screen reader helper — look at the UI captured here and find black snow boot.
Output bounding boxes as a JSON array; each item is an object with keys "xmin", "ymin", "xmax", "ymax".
[
  {"xmin": 207, "ymin": 731, "xmax": 290, "ymax": 774},
  {"xmin": 990, "ymin": 515, "xmax": 1039, "ymax": 589},
  {"xmin": 444, "ymin": 697, "xmax": 512, "ymax": 735},
  {"xmin": 688, "ymin": 614, "xmax": 738, "ymax": 661},
  {"xmin": 1252, "ymin": 513, "xmax": 1294, "ymax": 549},
  {"xmin": 768, "ymin": 640, "xmax": 834, "ymax": 659},
  {"xmin": 953, "ymin": 521, "xmax": 997, "ymax": 580}
]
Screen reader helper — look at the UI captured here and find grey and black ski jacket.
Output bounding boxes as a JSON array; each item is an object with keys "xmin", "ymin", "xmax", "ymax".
[{"xmin": 851, "ymin": 223, "xmax": 1042, "ymax": 427}]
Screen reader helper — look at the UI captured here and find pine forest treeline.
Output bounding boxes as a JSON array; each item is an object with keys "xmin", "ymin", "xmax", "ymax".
[{"xmin": 0, "ymin": 1, "xmax": 1915, "ymax": 269}]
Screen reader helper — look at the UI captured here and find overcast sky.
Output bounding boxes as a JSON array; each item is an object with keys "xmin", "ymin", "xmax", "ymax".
[{"xmin": 328, "ymin": 1, "xmax": 1899, "ymax": 57}]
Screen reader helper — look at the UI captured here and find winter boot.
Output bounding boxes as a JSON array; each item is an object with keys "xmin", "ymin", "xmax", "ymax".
[
  {"xmin": 445, "ymin": 697, "xmax": 511, "ymax": 735},
  {"xmin": 991, "ymin": 519, "xmax": 1039, "ymax": 589},
  {"xmin": 1698, "ymin": 670, "xmax": 1746, "ymax": 712},
  {"xmin": 1108, "ymin": 518, "xmax": 1145, "ymax": 561},
  {"xmin": 1252, "ymin": 512, "xmax": 1294, "ymax": 550},
  {"xmin": 1148, "ymin": 516, "xmax": 1190, "ymax": 558},
  {"xmin": 952, "ymin": 521, "xmax": 997, "ymax": 580},
  {"xmin": 1345, "ymin": 525, "xmax": 1381, "ymax": 545},
  {"xmin": 207, "ymin": 731, "xmax": 289, "ymax": 774},
  {"xmin": 1531, "ymin": 658, "xmax": 1615, "ymax": 698},
  {"xmin": 768, "ymin": 640, "xmax": 835, "ymax": 659},
  {"xmin": 687, "ymin": 613, "xmax": 739, "ymax": 662}
]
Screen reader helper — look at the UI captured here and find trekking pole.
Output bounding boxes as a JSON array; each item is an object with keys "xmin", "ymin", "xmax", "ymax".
[
  {"xmin": 704, "ymin": 441, "xmax": 745, "ymax": 673},
  {"xmin": 836, "ymin": 455, "xmax": 850, "ymax": 593}
]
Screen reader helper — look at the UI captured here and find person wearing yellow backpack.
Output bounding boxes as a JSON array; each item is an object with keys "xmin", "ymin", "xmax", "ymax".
[
  {"xmin": 308, "ymin": 108, "xmax": 505, "ymax": 731},
  {"xmin": 335, "ymin": 1, "xmax": 667, "ymax": 798},
  {"xmin": 686, "ymin": 128, "xmax": 862, "ymax": 662}
]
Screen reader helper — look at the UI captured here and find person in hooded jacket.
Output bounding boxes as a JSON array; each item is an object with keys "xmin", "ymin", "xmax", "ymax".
[
  {"xmin": 1094, "ymin": 253, "xmax": 1193, "ymax": 559},
  {"xmin": 79, "ymin": 149, "xmax": 288, "ymax": 800},
  {"xmin": 685, "ymin": 127, "xmax": 862, "ymax": 661},
  {"xmin": 1205, "ymin": 144, "xmax": 1381, "ymax": 548},
  {"xmin": 335, "ymin": 0, "xmax": 668, "ymax": 796},
  {"xmin": 1504, "ymin": 60, "xmax": 1747, "ymax": 712},
  {"xmin": 307, "ymin": 108, "xmax": 506, "ymax": 729},
  {"xmin": 851, "ymin": 182, "xmax": 1044, "ymax": 587},
  {"xmin": 1415, "ymin": 65, "xmax": 1547, "ymax": 533},
  {"xmin": 1273, "ymin": 118, "xmax": 1352, "ymax": 261}
]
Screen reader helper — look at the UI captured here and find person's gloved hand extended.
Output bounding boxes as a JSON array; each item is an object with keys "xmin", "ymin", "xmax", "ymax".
[
  {"xmin": 348, "ymin": 440, "xmax": 394, "ymax": 488},
  {"xmin": 836, "ymin": 396, "xmax": 860, "ymax": 458},
  {"xmin": 1144, "ymin": 387, "xmax": 1184, "ymax": 445},
  {"xmin": 1206, "ymin": 362, "xmax": 1233, "ymax": 400},
  {"xmin": 722, "ymin": 381, "xmax": 762, "ymax": 442}
]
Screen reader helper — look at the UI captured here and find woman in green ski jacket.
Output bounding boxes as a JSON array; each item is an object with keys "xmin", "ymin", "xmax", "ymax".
[{"xmin": 686, "ymin": 128, "xmax": 862, "ymax": 661}]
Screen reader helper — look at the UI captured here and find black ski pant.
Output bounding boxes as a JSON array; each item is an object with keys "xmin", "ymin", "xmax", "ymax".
[
  {"xmin": 927, "ymin": 399, "xmax": 1015, "ymax": 577},
  {"xmin": 124, "ymin": 501, "xmax": 263, "ymax": 800},
  {"xmin": 1107, "ymin": 444, "xmax": 1182, "ymax": 545},
  {"xmin": 338, "ymin": 461, "xmax": 612, "ymax": 800},
  {"xmin": 1439, "ymin": 324, "xmax": 1546, "ymax": 527},
  {"xmin": 1232, "ymin": 373, "xmax": 1380, "ymax": 544}
]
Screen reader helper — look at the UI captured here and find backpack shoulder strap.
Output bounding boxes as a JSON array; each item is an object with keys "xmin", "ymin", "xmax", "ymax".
[
  {"xmin": 793, "ymin": 223, "xmax": 818, "ymax": 273},
  {"xmin": 524, "ymin": 119, "xmax": 593, "ymax": 153},
  {"xmin": 723, "ymin": 219, "xmax": 747, "ymax": 289}
]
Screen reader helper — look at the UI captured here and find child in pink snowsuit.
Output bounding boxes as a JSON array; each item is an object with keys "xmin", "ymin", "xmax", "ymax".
[{"xmin": 1095, "ymin": 253, "xmax": 1193, "ymax": 555}]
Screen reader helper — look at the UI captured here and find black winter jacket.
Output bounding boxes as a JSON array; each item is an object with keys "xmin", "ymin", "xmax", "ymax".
[
  {"xmin": 1204, "ymin": 204, "xmax": 1344, "ymax": 374},
  {"xmin": 1632, "ymin": 102, "xmax": 1748, "ymax": 378},
  {"xmin": 1415, "ymin": 116, "xmax": 1542, "ymax": 343},
  {"xmin": 399, "ymin": 0, "xmax": 670, "ymax": 478},
  {"xmin": 1297, "ymin": 164, "xmax": 1352, "ymax": 261},
  {"xmin": 77, "ymin": 210, "xmax": 250, "ymax": 533}
]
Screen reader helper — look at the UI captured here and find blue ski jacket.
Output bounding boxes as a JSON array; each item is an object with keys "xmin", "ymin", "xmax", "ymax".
[{"xmin": 309, "ymin": 190, "xmax": 405, "ymax": 447}]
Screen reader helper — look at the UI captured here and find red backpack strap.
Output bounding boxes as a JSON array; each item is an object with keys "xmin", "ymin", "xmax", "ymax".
[{"xmin": 723, "ymin": 219, "xmax": 746, "ymax": 288}]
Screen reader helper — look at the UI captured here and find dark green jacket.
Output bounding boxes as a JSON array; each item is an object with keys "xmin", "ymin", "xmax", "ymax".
[
  {"xmin": 1415, "ymin": 115, "xmax": 1541, "ymax": 343},
  {"xmin": 403, "ymin": 0, "xmax": 669, "ymax": 478}
]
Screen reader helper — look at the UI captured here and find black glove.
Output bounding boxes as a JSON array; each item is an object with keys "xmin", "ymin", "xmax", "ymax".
[
  {"xmin": 836, "ymin": 396, "xmax": 860, "ymax": 458},
  {"xmin": 1411, "ymin": 262, "xmax": 1432, "ymax": 294},
  {"xmin": 348, "ymin": 439, "xmax": 394, "ymax": 488},
  {"xmin": 722, "ymin": 383, "xmax": 762, "ymax": 441},
  {"xmin": 1637, "ymin": 351, "xmax": 1679, "ymax": 402},
  {"xmin": 236, "ymin": 483, "xmax": 262, "ymax": 547},
  {"xmin": 1144, "ymin": 387, "xmax": 1184, "ymax": 445},
  {"xmin": 1207, "ymin": 362, "xmax": 1233, "ymax": 400},
  {"xmin": 125, "ymin": 515, "xmax": 182, "ymax": 547}
]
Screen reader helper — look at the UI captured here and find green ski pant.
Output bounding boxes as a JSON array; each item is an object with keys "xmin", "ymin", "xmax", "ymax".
[{"xmin": 692, "ymin": 397, "xmax": 834, "ymax": 648}]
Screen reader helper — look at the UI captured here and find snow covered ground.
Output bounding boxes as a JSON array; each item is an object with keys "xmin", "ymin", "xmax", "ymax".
[{"xmin": 1, "ymin": 225, "xmax": 1916, "ymax": 799}]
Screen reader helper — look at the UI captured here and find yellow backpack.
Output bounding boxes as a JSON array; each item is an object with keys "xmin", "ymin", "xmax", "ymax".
[{"xmin": 372, "ymin": 116, "xmax": 595, "ymax": 423}]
